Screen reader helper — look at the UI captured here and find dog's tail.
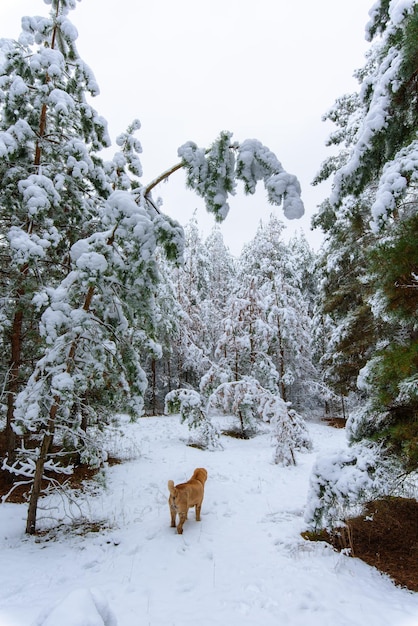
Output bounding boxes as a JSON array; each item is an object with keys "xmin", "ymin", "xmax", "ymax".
[{"xmin": 167, "ymin": 480, "xmax": 176, "ymax": 496}]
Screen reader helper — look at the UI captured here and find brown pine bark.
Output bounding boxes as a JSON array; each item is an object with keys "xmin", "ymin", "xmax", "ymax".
[
  {"xmin": 5, "ymin": 304, "xmax": 24, "ymax": 466},
  {"xmin": 25, "ymin": 408, "xmax": 56, "ymax": 534}
]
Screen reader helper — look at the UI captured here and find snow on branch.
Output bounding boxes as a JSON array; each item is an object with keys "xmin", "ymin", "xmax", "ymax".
[
  {"xmin": 178, "ymin": 131, "xmax": 236, "ymax": 221},
  {"xmin": 165, "ymin": 388, "xmax": 221, "ymax": 450},
  {"xmin": 0, "ymin": 120, "xmax": 35, "ymax": 158},
  {"xmin": 2, "ymin": 454, "xmax": 73, "ymax": 497},
  {"xmin": 177, "ymin": 133, "xmax": 304, "ymax": 221},
  {"xmin": 304, "ymin": 442, "xmax": 404, "ymax": 530},
  {"xmin": 208, "ymin": 377, "xmax": 312, "ymax": 463},
  {"xmin": 236, "ymin": 139, "xmax": 304, "ymax": 219},
  {"xmin": 370, "ymin": 139, "xmax": 418, "ymax": 230},
  {"xmin": 397, "ymin": 374, "xmax": 418, "ymax": 404}
]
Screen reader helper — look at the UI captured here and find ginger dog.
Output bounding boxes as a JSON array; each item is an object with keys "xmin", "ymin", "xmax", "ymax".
[{"xmin": 168, "ymin": 468, "xmax": 208, "ymax": 534}]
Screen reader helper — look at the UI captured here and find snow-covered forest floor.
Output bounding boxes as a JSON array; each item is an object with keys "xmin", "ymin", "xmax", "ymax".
[{"xmin": 1, "ymin": 416, "xmax": 418, "ymax": 626}]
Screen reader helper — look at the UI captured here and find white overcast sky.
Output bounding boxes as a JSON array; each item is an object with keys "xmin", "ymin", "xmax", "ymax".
[{"xmin": 3, "ymin": 0, "xmax": 371, "ymax": 255}]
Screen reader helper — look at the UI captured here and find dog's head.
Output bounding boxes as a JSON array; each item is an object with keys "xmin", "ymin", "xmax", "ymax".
[{"xmin": 192, "ymin": 468, "xmax": 207, "ymax": 485}]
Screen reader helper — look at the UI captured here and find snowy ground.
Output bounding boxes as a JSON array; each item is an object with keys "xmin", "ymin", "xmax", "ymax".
[{"xmin": 1, "ymin": 416, "xmax": 418, "ymax": 626}]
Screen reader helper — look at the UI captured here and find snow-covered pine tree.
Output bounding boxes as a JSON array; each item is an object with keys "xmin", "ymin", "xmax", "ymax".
[
  {"xmin": 0, "ymin": 1, "xmax": 184, "ymax": 532},
  {"xmin": 214, "ymin": 275, "xmax": 266, "ymax": 386},
  {"xmin": 312, "ymin": 195, "xmax": 378, "ymax": 409},
  {"xmin": 306, "ymin": 0, "xmax": 418, "ymax": 529},
  {"xmin": 164, "ymin": 388, "xmax": 221, "ymax": 450},
  {"xmin": 286, "ymin": 232, "xmax": 318, "ymax": 317},
  {"xmin": 144, "ymin": 216, "xmax": 212, "ymax": 413},
  {"xmin": 172, "ymin": 216, "xmax": 211, "ymax": 388},
  {"xmin": 326, "ymin": 0, "xmax": 417, "ymax": 464},
  {"xmin": 285, "ymin": 234, "xmax": 328, "ymax": 411},
  {"xmin": 200, "ymin": 226, "xmax": 236, "ymax": 361},
  {"xmin": 208, "ymin": 378, "xmax": 264, "ymax": 437},
  {"xmin": 208, "ymin": 377, "xmax": 312, "ymax": 455},
  {"xmin": 235, "ymin": 215, "xmax": 317, "ymax": 407},
  {"xmin": 143, "ymin": 248, "xmax": 183, "ymax": 415},
  {"xmin": 348, "ymin": 0, "xmax": 418, "ymax": 469},
  {"xmin": 270, "ymin": 404, "xmax": 312, "ymax": 466},
  {"xmin": 0, "ymin": 0, "xmax": 112, "ymax": 468}
]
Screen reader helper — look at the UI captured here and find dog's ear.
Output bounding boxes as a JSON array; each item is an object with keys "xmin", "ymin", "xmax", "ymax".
[{"xmin": 195, "ymin": 468, "xmax": 207, "ymax": 483}]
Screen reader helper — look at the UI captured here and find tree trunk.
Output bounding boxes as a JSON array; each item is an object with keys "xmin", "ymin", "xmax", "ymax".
[
  {"xmin": 234, "ymin": 336, "xmax": 239, "ymax": 382},
  {"xmin": 26, "ymin": 399, "xmax": 58, "ymax": 534},
  {"xmin": 151, "ymin": 357, "xmax": 156, "ymax": 415},
  {"xmin": 238, "ymin": 410, "xmax": 245, "ymax": 436},
  {"xmin": 167, "ymin": 359, "xmax": 172, "ymax": 394},
  {"xmin": 24, "ymin": 280, "xmax": 95, "ymax": 533},
  {"xmin": 341, "ymin": 395, "xmax": 347, "ymax": 420},
  {"xmin": 25, "ymin": 425, "xmax": 55, "ymax": 534},
  {"xmin": 5, "ymin": 272, "xmax": 31, "ymax": 469},
  {"xmin": 277, "ymin": 322, "xmax": 287, "ymax": 402},
  {"xmin": 5, "ymin": 306, "xmax": 24, "ymax": 465}
]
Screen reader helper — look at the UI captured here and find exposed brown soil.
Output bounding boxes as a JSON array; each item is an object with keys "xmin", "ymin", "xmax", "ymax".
[
  {"xmin": 304, "ymin": 497, "xmax": 418, "ymax": 592},
  {"xmin": 322, "ymin": 416, "xmax": 347, "ymax": 428},
  {"xmin": 0, "ymin": 433, "xmax": 121, "ymax": 503},
  {"xmin": 0, "ymin": 463, "xmax": 98, "ymax": 503},
  {"xmin": 315, "ymin": 419, "xmax": 418, "ymax": 591},
  {"xmin": 221, "ymin": 428, "xmax": 257, "ymax": 439}
]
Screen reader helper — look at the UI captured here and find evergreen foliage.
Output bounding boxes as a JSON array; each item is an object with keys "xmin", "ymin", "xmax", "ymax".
[
  {"xmin": 178, "ymin": 135, "xmax": 304, "ymax": 221},
  {"xmin": 208, "ymin": 377, "xmax": 312, "ymax": 461},
  {"xmin": 231, "ymin": 216, "xmax": 318, "ymax": 406},
  {"xmin": 164, "ymin": 388, "xmax": 221, "ymax": 451},
  {"xmin": 307, "ymin": 0, "xmax": 418, "ymax": 529}
]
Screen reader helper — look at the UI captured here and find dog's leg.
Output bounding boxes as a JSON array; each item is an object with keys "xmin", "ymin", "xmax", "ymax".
[
  {"xmin": 169, "ymin": 500, "xmax": 177, "ymax": 528},
  {"xmin": 177, "ymin": 511, "xmax": 187, "ymax": 534},
  {"xmin": 195, "ymin": 503, "xmax": 202, "ymax": 521}
]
